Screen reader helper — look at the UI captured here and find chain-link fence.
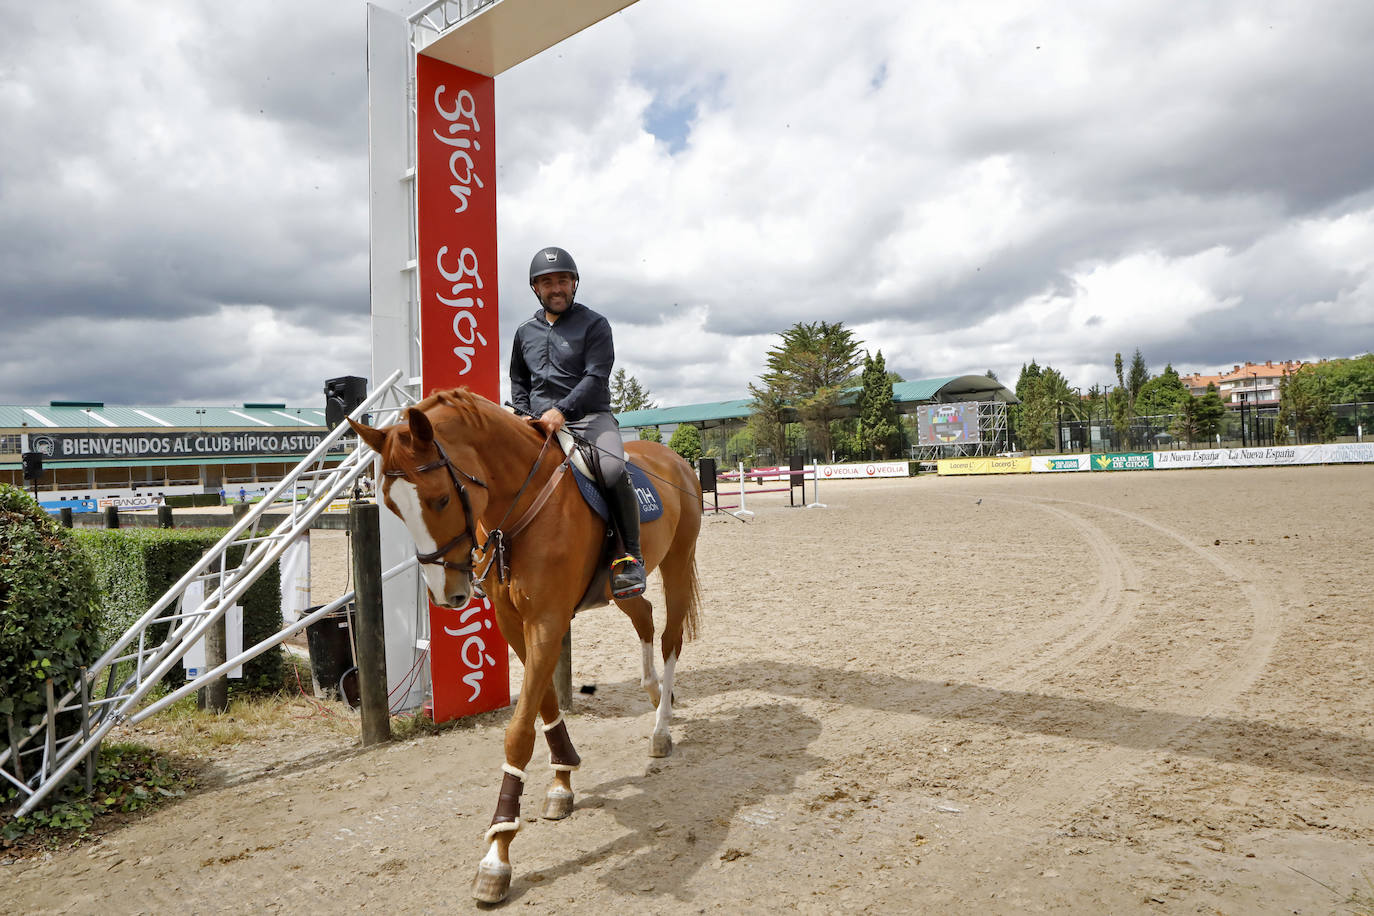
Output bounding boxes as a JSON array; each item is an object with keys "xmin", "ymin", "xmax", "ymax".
[{"xmin": 1047, "ymin": 401, "xmax": 1374, "ymax": 453}]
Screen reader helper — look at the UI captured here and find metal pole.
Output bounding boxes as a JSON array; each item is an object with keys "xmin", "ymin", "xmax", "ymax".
[
  {"xmin": 197, "ymin": 613, "xmax": 229, "ymax": 713},
  {"xmin": 554, "ymin": 625, "xmax": 573, "ymax": 711},
  {"xmin": 350, "ymin": 501, "xmax": 391, "ymax": 745},
  {"xmin": 80, "ymin": 666, "xmax": 94, "ymax": 793}
]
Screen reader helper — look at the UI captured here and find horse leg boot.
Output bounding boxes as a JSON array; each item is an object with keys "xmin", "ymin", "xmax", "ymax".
[
  {"xmin": 540, "ymin": 695, "xmax": 581, "ymax": 819},
  {"xmin": 608, "ymin": 472, "xmax": 647, "ymax": 598},
  {"xmin": 473, "ymin": 624, "xmax": 561, "ymax": 903},
  {"xmin": 473, "ymin": 764, "xmax": 523, "ymax": 903}
]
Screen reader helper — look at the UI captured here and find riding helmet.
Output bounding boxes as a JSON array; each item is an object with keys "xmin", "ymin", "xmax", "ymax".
[{"xmin": 529, "ymin": 247, "xmax": 579, "ymax": 284}]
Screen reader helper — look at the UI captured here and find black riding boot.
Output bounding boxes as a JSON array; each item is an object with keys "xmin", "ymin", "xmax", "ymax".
[{"xmin": 608, "ymin": 472, "xmax": 647, "ymax": 599}]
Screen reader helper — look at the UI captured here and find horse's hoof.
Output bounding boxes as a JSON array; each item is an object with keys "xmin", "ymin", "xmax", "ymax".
[
  {"xmin": 542, "ymin": 788, "xmax": 574, "ymax": 820},
  {"xmin": 472, "ymin": 861, "xmax": 512, "ymax": 904},
  {"xmin": 649, "ymin": 733, "xmax": 672, "ymax": 758}
]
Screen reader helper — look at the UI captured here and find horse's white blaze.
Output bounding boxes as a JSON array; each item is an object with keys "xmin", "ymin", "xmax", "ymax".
[{"xmin": 388, "ymin": 479, "xmax": 451, "ymax": 603}]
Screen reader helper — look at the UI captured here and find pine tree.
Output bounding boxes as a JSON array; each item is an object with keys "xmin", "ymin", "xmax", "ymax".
[
  {"xmin": 610, "ymin": 369, "xmax": 656, "ymax": 412},
  {"xmin": 858, "ymin": 351, "xmax": 901, "ymax": 458},
  {"xmin": 753, "ymin": 321, "xmax": 862, "ymax": 460}
]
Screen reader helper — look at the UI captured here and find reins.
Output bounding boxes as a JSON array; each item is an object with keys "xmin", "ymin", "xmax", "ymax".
[
  {"xmin": 384, "ymin": 425, "xmax": 571, "ymax": 586},
  {"xmin": 503, "ymin": 401, "xmax": 751, "ymax": 524}
]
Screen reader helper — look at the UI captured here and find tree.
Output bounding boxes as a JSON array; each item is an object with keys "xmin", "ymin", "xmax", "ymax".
[
  {"xmin": 747, "ymin": 381, "xmax": 792, "ymax": 462},
  {"xmin": 610, "ymin": 369, "xmax": 656, "ymax": 412},
  {"xmin": 1109, "ymin": 352, "xmax": 1136, "ymax": 444},
  {"xmin": 638, "ymin": 427, "xmax": 662, "ymax": 443},
  {"xmin": 1016, "ymin": 365, "xmax": 1078, "ymax": 452},
  {"xmin": 1279, "ymin": 367, "xmax": 1336, "ymax": 443},
  {"xmin": 1195, "ymin": 383, "xmax": 1227, "ymax": 443},
  {"xmin": 724, "ymin": 427, "xmax": 755, "ymax": 465},
  {"xmin": 1127, "ymin": 349, "xmax": 1150, "ymax": 407},
  {"xmin": 1017, "ymin": 375, "xmax": 1055, "ymax": 452},
  {"xmin": 668, "ymin": 423, "xmax": 702, "ymax": 463},
  {"xmin": 1135, "ymin": 363, "xmax": 1191, "ymax": 417},
  {"xmin": 755, "ymin": 321, "xmax": 863, "ymax": 460},
  {"xmin": 858, "ymin": 350, "xmax": 902, "ymax": 457}
]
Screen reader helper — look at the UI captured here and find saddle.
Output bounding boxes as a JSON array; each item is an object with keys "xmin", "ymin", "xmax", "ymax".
[{"xmin": 553, "ymin": 430, "xmax": 663, "ymax": 611}]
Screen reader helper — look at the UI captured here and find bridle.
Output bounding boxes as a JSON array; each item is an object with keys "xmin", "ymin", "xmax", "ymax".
[
  {"xmin": 383, "ymin": 438, "xmax": 486, "ymax": 575},
  {"xmin": 382, "ymin": 428, "xmax": 566, "ymax": 585}
]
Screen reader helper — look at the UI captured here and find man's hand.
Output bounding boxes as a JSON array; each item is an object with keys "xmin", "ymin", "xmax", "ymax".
[{"xmin": 534, "ymin": 407, "xmax": 566, "ymax": 437}]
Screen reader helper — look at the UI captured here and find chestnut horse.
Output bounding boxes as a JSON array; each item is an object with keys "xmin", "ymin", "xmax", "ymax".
[{"xmin": 349, "ymin": 388, "xmax": 702, "ymax": 903}]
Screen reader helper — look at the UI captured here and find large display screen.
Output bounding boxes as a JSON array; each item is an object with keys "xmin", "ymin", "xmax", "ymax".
[{"xmin": 917, "ymin": 403, "xmax": 982, "ymax": 446}]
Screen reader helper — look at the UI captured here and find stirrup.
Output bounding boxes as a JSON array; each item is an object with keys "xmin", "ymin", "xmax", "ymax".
[{"xmin": 610, "ymin": 554, "xmax": 646, "ymax": 598}]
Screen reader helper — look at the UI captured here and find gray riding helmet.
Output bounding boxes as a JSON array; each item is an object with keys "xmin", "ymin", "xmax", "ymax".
[
  {"xmin": 529, "ymin": 247, "xmax": 579, "ymax": 306},
  {"xmin": 529, "ymin": 247, "xmax": 578, "ymax": 282}
]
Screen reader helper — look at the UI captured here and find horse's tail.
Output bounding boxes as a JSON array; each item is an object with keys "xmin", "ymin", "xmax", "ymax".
[{"xmin": 682, "ymin": 555, "xmax": 702, "ymax": 643}]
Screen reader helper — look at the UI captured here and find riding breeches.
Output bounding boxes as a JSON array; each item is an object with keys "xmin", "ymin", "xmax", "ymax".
[{"xmin": 566, "ymin": 412, "xmax": 626, "ymax": 484}]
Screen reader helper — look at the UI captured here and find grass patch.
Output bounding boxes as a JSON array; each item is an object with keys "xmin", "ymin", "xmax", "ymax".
[
  {"xmin": 2, "ymin": 742, "xmax": 197, "ymax": 853},
  {"xmin": 1, "ymin": 652, "xmax": 361, "ymax": 857}
]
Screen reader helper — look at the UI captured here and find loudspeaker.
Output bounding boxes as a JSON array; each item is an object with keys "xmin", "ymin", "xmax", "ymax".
[
  {"xmin": 325, "ymin": 376, "xmax": 368, "ymax": 430},
  {"xmin": 22, "ymin": 451, "xmax": 43, "ymax": 481},
  {"xmin": 698, "ymin": 456, "xmax": 717, "ymax": 494}
]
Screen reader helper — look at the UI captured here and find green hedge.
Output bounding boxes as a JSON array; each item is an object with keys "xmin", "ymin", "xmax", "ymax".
[
  {"xmin": 75, "ymin": 528, "xmax": 284, "ymax": 695},
  {"xmin": 164, "ymin": 494, "xmax": 222, "ymax": 508},
  {"xmin": 0, "ymin": 485, "xmax": 102, "ymax": 730}
]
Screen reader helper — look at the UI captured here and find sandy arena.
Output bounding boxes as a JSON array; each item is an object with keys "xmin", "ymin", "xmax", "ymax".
[{"xmin": 4, "ymin": 465, "xmax": 1373, "ymax": 913}]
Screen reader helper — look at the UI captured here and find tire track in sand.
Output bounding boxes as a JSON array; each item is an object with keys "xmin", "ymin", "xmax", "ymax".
[{"xmin": 998, "ymin": 495, "xmax": 1285, "ymax": 820}]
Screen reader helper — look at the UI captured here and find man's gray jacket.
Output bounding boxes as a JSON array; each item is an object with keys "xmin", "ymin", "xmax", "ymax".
[{"xmin": 509, "ymin": 302, "xmax": 615, "ymax": 422}]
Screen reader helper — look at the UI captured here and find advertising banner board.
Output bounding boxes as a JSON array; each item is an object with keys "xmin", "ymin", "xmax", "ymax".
[
  {"xmin": 938, "ymin": 457, "xmax": 1031, "ymax": 476},
  {"xmin": 816, "ymin": 461, "xmax": 909, "ymax": 479},
  {"xmin": 1091, "ymin": 452, "xmax": 1154, "ymax": 471},
  {"xmin": 415, "ymin": 54, "xmax": 508, "ymax": 722},
  {"xmin": 1031, "ymin": 455, "xmax": 1091, "ymax": 472}
]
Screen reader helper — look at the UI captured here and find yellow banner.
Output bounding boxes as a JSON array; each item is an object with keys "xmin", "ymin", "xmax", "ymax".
[{"xmin": 937, "ymin": 457, "xmax": 1031, "ymax": 475}]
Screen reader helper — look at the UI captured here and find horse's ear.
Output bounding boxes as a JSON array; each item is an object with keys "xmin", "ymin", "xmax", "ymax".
[
  {"xmin": 407, "ymin": 407, "xmax": 435, "ymax": 446},
  {"xmin": 348, "ymin": 417, "xmax": 387, "ymax": 453}
]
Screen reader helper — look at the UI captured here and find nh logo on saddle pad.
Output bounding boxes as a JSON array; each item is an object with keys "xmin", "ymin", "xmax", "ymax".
[{"xmin": 570, "ymin": 462, "xmax": 664, "ymax": 523}]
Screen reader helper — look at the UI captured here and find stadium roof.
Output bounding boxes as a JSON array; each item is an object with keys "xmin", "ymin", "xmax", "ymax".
[
  {"xmin": 0, "ymin": 403, "xmax": 328, "ymax": 431},
  {"xmin": 2, "ymin": 374, "xmax": 1016, "ymax": 435},
  {"xmin": 614, "ymin": 374, "xmax": 1016, "ymax": 429}
]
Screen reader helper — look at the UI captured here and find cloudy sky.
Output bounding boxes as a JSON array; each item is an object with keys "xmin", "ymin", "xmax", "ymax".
[{"xmin": 2, "ymin": 0, "xmax": 1372, "ymax": 410}]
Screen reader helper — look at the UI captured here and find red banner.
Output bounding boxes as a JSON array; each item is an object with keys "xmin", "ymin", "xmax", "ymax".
[{"xmin": 415, "ymin": 54, "xmax": 509, "ymax": 721}]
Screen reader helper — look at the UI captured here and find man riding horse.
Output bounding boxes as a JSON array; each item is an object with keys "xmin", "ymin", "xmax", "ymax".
[{"xmin": 510, "ymin": 246, "xmax": 647, "ymax": 599}]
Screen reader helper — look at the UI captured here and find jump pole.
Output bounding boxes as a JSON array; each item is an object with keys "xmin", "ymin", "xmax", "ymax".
[
  {"xmin": 732, "ymin": 461, "xmax": 754, "ymax": 519},
  {"xmin": 808, "ymin": 464, "xmax": 826, "ymax": 509}
]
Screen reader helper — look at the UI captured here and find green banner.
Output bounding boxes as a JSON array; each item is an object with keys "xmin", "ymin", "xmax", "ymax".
[{"xmin": 1091, "ymin": 452, "xmax": 1154, "ymax": 471}]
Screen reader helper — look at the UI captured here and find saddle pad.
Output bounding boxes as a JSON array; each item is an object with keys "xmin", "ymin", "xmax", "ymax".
[{"xmin": 570, "ymin": 461, "xmax": 664, "ymax": 523}]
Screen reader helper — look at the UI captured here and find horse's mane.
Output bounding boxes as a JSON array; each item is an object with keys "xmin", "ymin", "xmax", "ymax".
[{"xmin": 415, "ymin": 387, "xmax": 541, "ymax": 443}]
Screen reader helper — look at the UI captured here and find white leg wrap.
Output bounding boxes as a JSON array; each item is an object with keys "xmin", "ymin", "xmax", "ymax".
[
  {"xmin": 501, "ymin": 763, "xmax": 527, "ymax": 781},
  {"xmin": 655, "ymin": 651, "xmax": 678, "ymax": 733},
  {"xmin": 550, "ymin": 761, "xmax": 579, "ymax": 772},
  {"xmin": 483, "ymin": 819, "xmax": 521, "ymax": 843},
  {"xmin": 540, "ymin": 713, "xmax": 564, "ymax": 732}
]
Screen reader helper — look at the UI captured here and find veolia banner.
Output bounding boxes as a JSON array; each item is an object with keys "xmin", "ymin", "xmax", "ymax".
[{"xmin": 415, "ymin": 53, "xmax": 509, "ymax": 722}]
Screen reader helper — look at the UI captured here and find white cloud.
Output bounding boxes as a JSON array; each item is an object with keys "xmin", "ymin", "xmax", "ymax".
[{"xmin": 2, "ymin": 0, "xmax": 1373, "ymax": 410}]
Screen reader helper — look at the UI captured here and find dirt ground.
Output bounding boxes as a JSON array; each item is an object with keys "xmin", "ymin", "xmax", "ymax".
[{"xmin": 4, "ymin": 466, "xmax": 1374, "ymax": 914}]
